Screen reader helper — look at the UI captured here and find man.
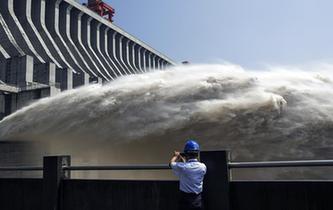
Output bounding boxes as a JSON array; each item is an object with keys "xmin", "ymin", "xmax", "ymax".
[{"xmin": 170, "ymin": 140, "xmax": 207, "ymax": 210}]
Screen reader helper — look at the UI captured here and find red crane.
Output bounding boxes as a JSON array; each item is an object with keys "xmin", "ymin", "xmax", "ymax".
[{"xmin": 87, "ymin": 0, "xmax": 115, "ymax": 22}]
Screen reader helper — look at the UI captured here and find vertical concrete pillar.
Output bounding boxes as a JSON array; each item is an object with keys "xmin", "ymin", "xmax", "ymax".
[
  {"xmin": 148, "ymin": 52, "xmax": 152, "ymax": 70},
  {"xmin": 111, "ymin": 32, "xmax": 126, "ymax": 75},
  {"xmin": 126, "ymin": 39, "xmax": 137, "ymax": 74},
  {"xmin": 132, "ymin": 43, "xmax": 138, "ymax": 72},
  {"xmin": 142, "ymin": 49, "xmax": 147, "ymax": 72},
  {"xmin": 97, "ymin": 24, "xmax": 118, "ymax": 78},
  {"xmin": 119, "ymin": 36, "xmax": 130, "ymax": 75},
  {"xmin": 48, "ymin": 63, "xmax": 56, "ymax": 84},
  {"xmin": 160, "ymin": 61, "xmax": 164, "ymax": 70},
  {"xmin": 137, "ymin": 46, "xmax": 143, "ymax": 72},
  {"xmin": 152, "ymin": 55, "xmax": 157, "ymax": 70},
  {"xmin": 73, "ymin": 72, "xmax": 84, "ymax": 88},
  {"xmin": 48, "ymin": 64, "xmax": 59, "ymax": 96},
  {"xmin": 33, "ymin": 62, "xmax": 56, "ymax": 85},
  {"xmin": 161, "ymin": 61, "xmax": 166, "ymax": 70},
  {"xmin": 157, "ymin": 57, "xmax": 161, "ymax": 70},
  {"xmin": 0, "ymin": 59, "xmax": 7, "ymax": 81},
  {"xmin": 104, "ymin": 28, "xmax": 122, "ymax": 77},
  {"xmin": 201, "ymin": 151, "xmax": 231, "ymax": 210},
  {"xmin": 97, "ymin": 77, "xmax": 103, "ymax": 84},
  {"xmin": 125, "ymin": 39, "xmax": 134, "ymax": 73},
  {"xmin": 72, "ymin": 10, "xmax": 99, "ymax": 78},
  {"xmin": 34, "ymin": 62, "xmax": 60, "ymax": 96},
  {"xmin": 56, "ymin": 68, "xmax": 73, "ymax": 91},
  {"xmin": 67, "ymin": 69, "xmax": 73, "ymax": 90},
  {"xmin": 151, "ymin": 53, "xmax": 155, "ymax": 70},
  {"xmin": 0, "ymin": 94, "xmax": 5, "ymax": 119},
  {"xmin": 84, "ymin": 72, "xmax": 90, "ymax": 85},
  {"xmin": 73, "ymin": 72, "xmax": 90, "ymax": 87},
  {"xmin": 88, "ymin": 19, "xmax": 112, "ymax": 80},
  {"xmin": 42, "ymin": 156, "xmax": 71, "ymax": 210},
  {"xmin": 8, "ymin": 55, "xmax": 34, "ymax": 86}
]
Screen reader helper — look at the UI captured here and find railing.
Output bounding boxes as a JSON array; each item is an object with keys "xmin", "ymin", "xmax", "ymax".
[
  {"xmin": 1, "ymin": 151, "xmax": 333, "ymax": 210},
  {"xmin": 0, "ymin": 164, "xmax": 170, "ymax": 172},
  {"xmin": 3, "ymin": 159, "xmax": 333, "ymax": 171},
  {"xmin": 0, "ymin": 166, "xmax": 43, "ymax": 171},
  {"xmin": 63, "ymin": 164, "xmax": 170, "ymax": 171},
  {"xmin": 228, "ymin": 160, "xmax": 333, "ymax": 169}
]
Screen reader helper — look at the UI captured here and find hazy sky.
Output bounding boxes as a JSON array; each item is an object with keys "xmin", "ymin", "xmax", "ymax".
[{"xmin": 83, "ymin": 0, "xmax": 333, "ymax": 68}]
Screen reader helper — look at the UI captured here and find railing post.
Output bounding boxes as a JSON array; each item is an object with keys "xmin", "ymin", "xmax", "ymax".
[
  {"xmin": 201, "ymin": 150, "xmax": 231, "ymax": 210},
  {"xmin": 42, "ymin": 156, "xmax": 71, "ymax": 210}
]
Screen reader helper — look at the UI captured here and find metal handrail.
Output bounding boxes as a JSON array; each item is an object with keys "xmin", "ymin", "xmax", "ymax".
[
  {"xmin": 228, "ymin": 160, "xmax": 333, "ymax": 169},
  {"xmin": 0, "ymin": 166, "xmax": 43, "ymax": 171},
  {"xmin": 0, "ymin": 164, "xmax": 171, "ymax": 172},
  {"xmin": 63, "ymin": 164, "xmax": 171, "ymax": 171},
  {"xmin": 4, "ymin": 159, "xmax": 333, "ymax": 172}
]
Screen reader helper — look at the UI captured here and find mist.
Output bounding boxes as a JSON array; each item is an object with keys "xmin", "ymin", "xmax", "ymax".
[{"xmin": 1, "ymin": 64, "xmax": 333, "ymax": 179}]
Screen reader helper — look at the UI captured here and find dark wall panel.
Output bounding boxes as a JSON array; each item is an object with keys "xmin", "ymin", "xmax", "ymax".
[
  {"xmin": 61, "ymin": 179, "xmax": 179, "ymax": 210},
  {"xmin": 3, "ymin": 178, "xmax": 333, "ymax": 210},
  {"xmin": 0, "ymin": 179, "xmax": 43, "ymax": 210},
  {"xmin": 231, "ymin": 181, "xmax": 333, "ymax": 210}
]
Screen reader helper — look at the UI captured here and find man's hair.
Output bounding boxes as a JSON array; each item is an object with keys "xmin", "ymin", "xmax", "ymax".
[{"xmin": 185, "ymin": 151, "xmax": 199, "ymax": 160}]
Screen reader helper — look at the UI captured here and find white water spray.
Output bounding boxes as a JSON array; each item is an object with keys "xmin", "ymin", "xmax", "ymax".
[{"xmin": 1, "ymin": 64, "xmax": 333, "ymax": 178}]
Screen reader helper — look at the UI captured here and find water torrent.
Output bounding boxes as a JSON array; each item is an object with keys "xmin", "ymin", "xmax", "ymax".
[{"xmin": 1, "ymin": 64, "xmax": 333, "ymax": 179}]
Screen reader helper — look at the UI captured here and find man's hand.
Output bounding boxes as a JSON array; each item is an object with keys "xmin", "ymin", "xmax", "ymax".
[
  {"xmin": 170, "ymin": 150, "xmax": 185, "ymax": 165},
  {"xmin": 171, "ymin": 151, "xmax": 185, "ymax": 164}
]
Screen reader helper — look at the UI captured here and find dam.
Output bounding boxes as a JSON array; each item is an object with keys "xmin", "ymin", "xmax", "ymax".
[
  {"xmin": 0, "ymin": 0, "xmax": 175, "ymax": 119},
  {"xmin": 0, "ymin": 1, "xmax": 333, "ymax": 209}
]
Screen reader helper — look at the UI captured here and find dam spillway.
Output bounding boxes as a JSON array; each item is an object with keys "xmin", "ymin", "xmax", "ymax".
[{"xmin": 0, "ymin": 0, "xmax": 175, "ymax": 119}]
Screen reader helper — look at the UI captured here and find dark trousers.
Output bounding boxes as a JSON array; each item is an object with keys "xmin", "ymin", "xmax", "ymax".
[{"xmin": 178, "ymin": 191, "xmax": 203, "ymax": 210}]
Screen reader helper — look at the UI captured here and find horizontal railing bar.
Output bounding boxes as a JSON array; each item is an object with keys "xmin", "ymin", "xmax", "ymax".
[
  {"xmin": 5, "ymin": 160, "xmax": 333, "ymax": 172},
  {"xmin": 228, "ymin": 160, "xmax": 333, "ymax": 169},
  {"xmin": 0, "ymin": 166, "xmax": 43, "ymax": 171},
  {"xmin": 0, "ymin": 164, "xmax": 172, "ymax": 172},
  {"xmin": 63, "ymin": 164, "xmax": 171, "ymax": 171}
]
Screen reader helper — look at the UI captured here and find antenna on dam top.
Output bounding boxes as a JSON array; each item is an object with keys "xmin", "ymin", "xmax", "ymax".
[{"xmin": 86, "ymin": 0, "xmax": 115, "ymax": 22}]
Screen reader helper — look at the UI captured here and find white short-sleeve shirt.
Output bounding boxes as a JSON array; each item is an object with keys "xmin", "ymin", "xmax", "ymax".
[{"xmin": 170, "ymin": 159, "xmax": 207, "ymax": 194}]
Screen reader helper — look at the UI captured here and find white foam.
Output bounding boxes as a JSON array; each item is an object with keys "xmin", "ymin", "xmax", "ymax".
[{"xmin": 0, "ymin": 64, "xmax": 333, "ymax": 161}]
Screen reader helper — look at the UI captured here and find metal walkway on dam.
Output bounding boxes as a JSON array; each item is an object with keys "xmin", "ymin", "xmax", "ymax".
[{"xmin": 0, "ymin": 0, "xmax": 175, "ymax": 119}]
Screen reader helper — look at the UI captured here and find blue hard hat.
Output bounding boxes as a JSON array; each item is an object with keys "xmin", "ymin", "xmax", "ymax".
[{"xmin": 184, "ymin": 140, "xmax": 200, "ymax": 153}]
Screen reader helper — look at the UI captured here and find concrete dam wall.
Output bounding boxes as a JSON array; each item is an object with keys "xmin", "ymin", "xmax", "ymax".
[{"xmin": 0, "ymin": 0, "xmax": 175, "ymax": 119}]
